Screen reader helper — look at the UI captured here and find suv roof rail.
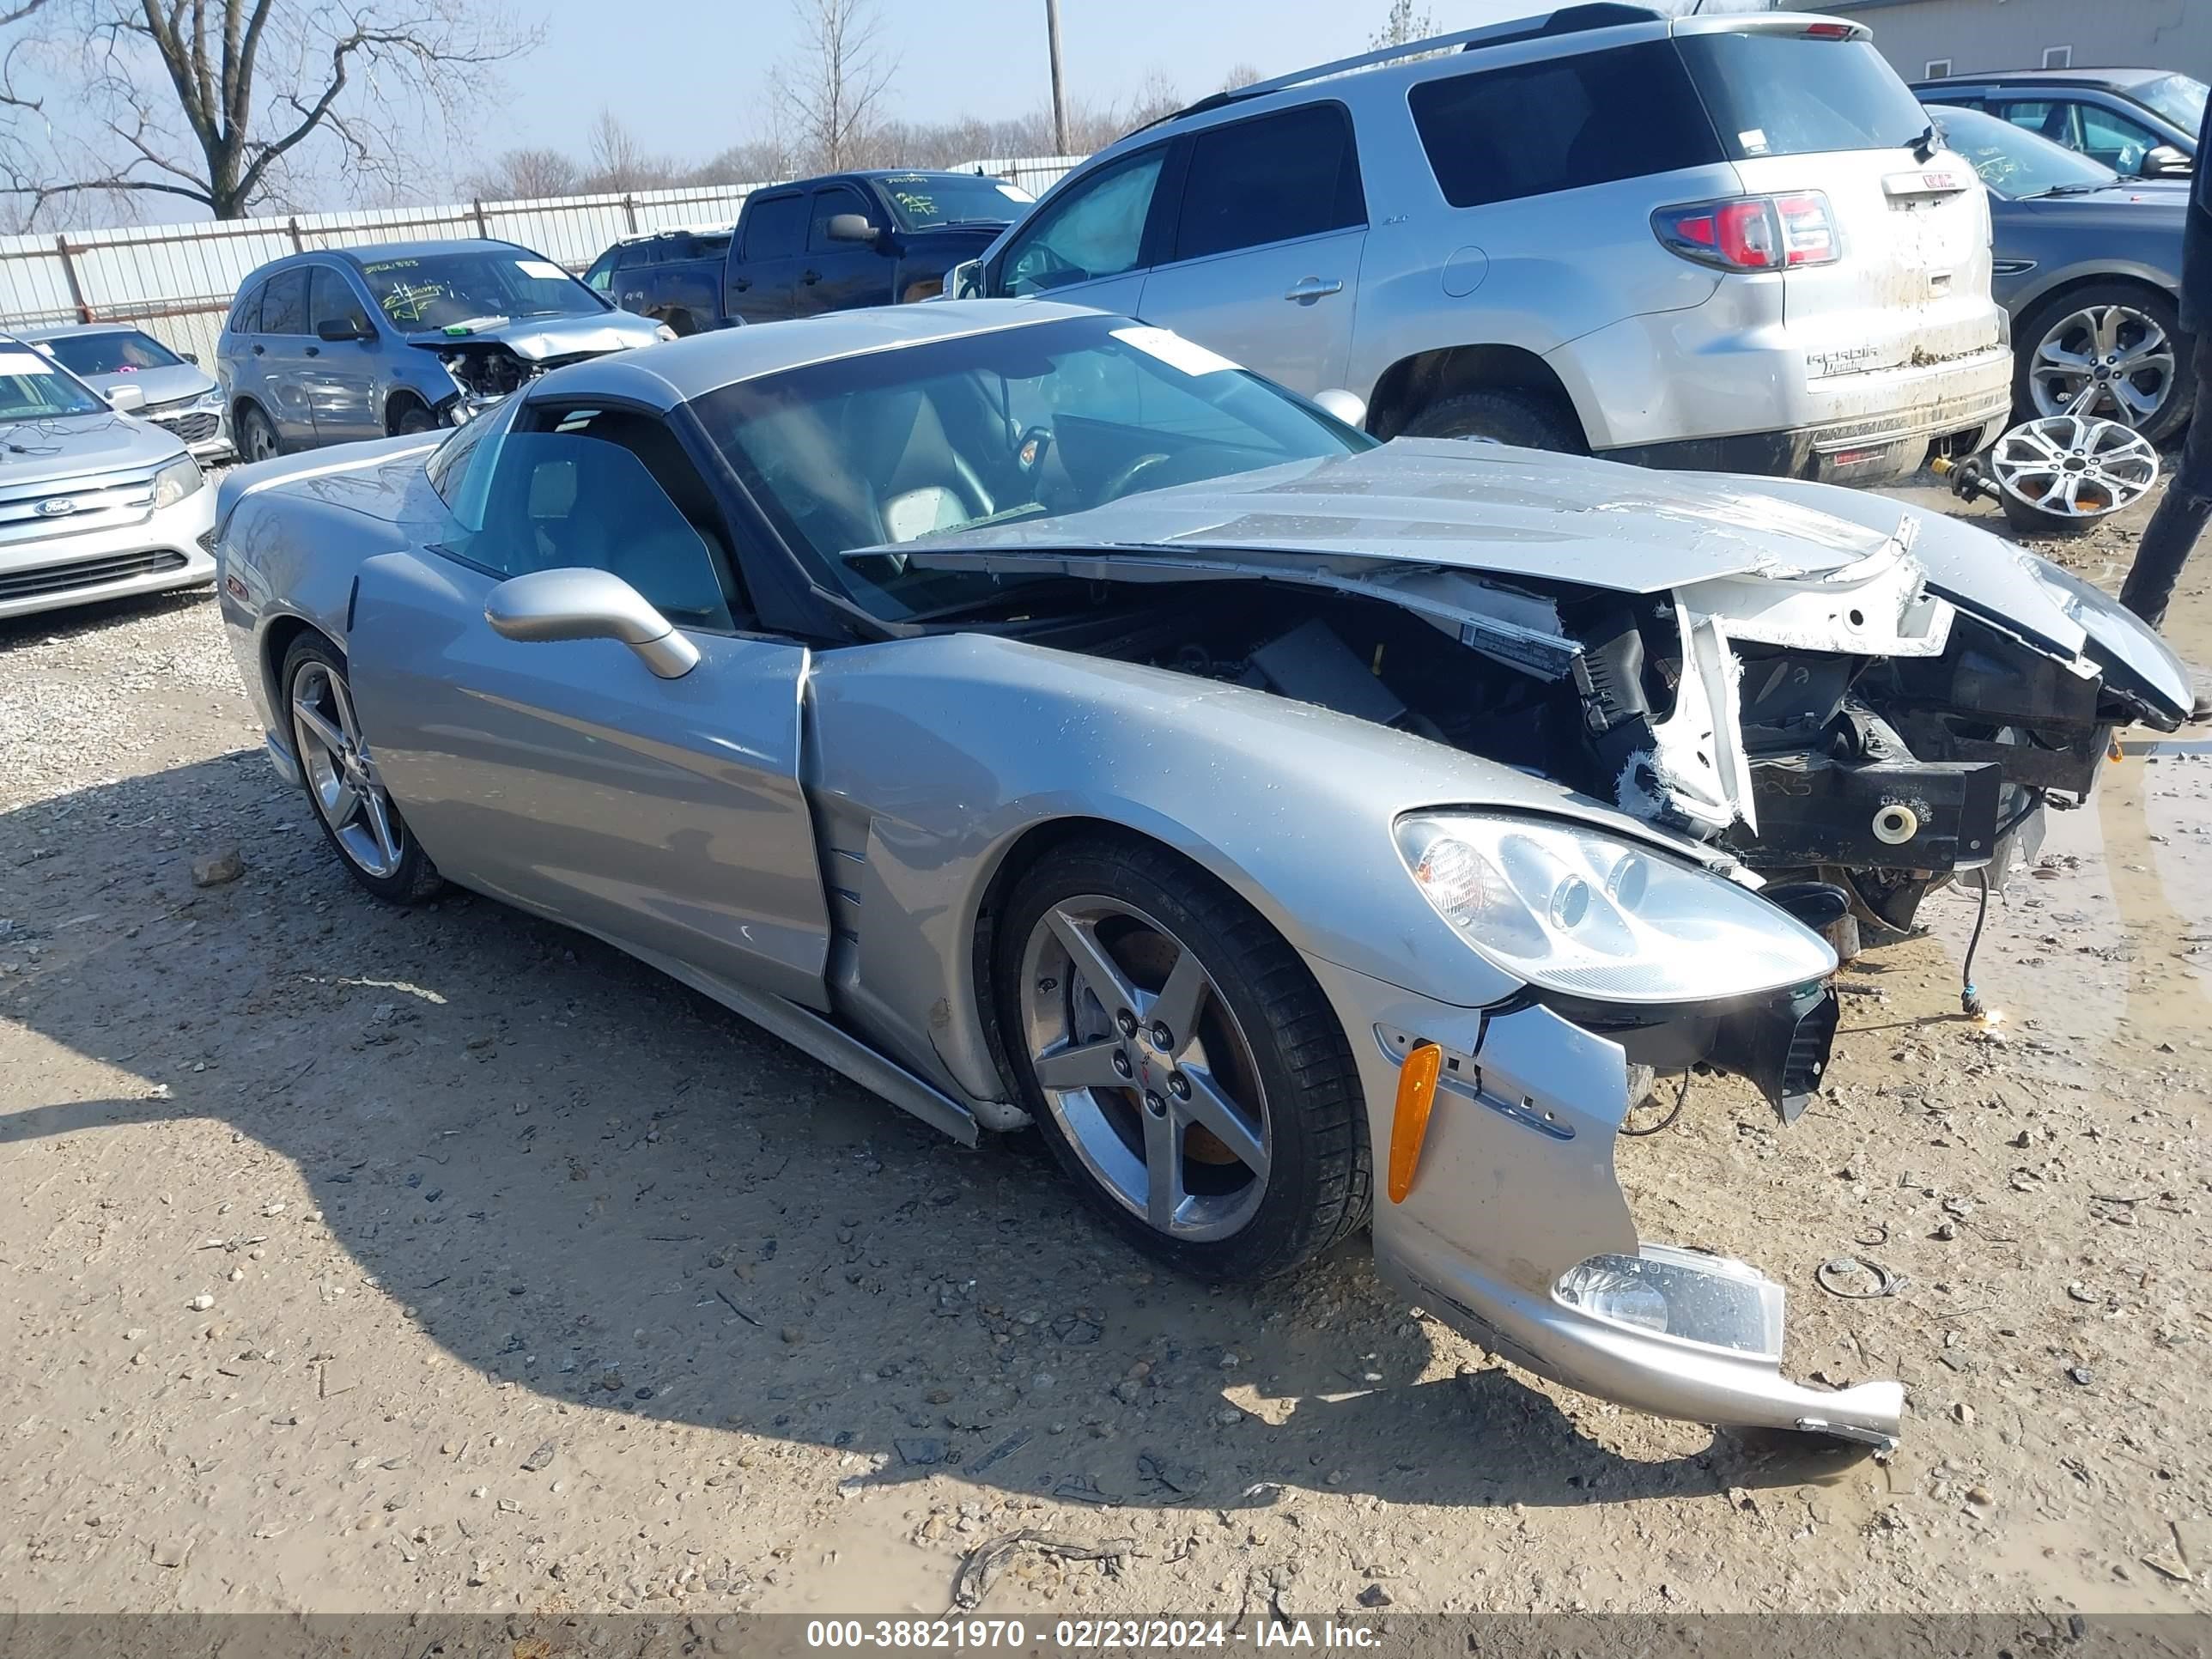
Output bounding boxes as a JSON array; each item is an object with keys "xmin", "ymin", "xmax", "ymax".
[{"xmin": 1138, "ymin": 3, "xmax": 1663, "ymax": 131}]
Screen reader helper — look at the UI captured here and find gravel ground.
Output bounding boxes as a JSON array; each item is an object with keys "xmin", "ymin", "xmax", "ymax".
[{"xmin": 0, "ymin": 477, "xmax": 2208, "ymax": 1619}]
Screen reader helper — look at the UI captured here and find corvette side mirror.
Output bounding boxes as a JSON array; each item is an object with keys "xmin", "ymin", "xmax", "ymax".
[
  {"xmin": 484, "ymin": 568, "xmax": 699, "ymax": 679},
  {"xmin": 1313, "ymin": 388, "xmax": 1367, "ymax": 429}
]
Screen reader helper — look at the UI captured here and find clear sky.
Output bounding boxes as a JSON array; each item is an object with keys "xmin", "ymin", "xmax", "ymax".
[{"xmin": 479, "ymin": 0, "xmax": 1541, "ymax": 163}]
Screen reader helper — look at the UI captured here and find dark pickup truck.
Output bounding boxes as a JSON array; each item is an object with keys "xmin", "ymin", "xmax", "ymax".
[{"xmin": 581, "ymin": 169, "xmax": 1034, "ymax": 334}]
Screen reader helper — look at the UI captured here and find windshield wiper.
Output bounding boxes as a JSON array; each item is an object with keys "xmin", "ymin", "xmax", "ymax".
[{"xmin": 2021, "ymin": 182, "xmax": 2110, "ymax": 199}]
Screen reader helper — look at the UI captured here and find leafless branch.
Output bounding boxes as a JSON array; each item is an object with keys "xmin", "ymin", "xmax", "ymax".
[{"xmin": 1, "ymin": 0, "xmax": 541, "ymax": 224}]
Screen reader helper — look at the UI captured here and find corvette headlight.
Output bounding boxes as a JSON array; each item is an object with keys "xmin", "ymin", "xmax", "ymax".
[
  {"xmin": 151, "ymin": 455, "xmax": 204, "ymax": 509},
  {"xmin": 1395, "ymin": 811, "xmax": 1835, "ymax": 1003}
]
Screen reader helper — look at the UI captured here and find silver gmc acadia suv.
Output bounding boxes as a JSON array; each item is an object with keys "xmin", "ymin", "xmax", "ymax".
[{"xmin": 952, "ymin": 3, "xmax": 2013, "ymax": 484}]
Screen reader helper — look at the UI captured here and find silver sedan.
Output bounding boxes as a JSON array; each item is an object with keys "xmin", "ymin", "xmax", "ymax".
[{"xmin": 213, "ymin": 301, "xmax": 2191, "ymax": 1449}]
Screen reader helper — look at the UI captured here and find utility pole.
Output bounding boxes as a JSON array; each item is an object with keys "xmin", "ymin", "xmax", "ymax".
[{"xmin": 1045, "ymin": 0, "xmax": 1070, "ymax": 154}]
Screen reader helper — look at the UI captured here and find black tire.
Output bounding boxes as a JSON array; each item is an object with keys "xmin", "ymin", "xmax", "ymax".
[
  {"xmin": 236, "ymin": 403, "xmax": 282, "ymax": 463},
  {"xmin": 2013, "ymin": 282, "xmax": 2194, "ymax": 447},
  {"xmin": 391, "ymin": 398, "xmax": 441, "ymax": 436},
  {"xmin": 280, "ymin": 634, "xmax": 442, "ymax": 906},
  {"xmin": 1402, "ymin": 388, "xmax": 1583, "ymax": 452},
  {"xmin": 994, "ymin": 833, "xmax": 1370, "ymax": 1282},
  {"xmin": 1998, "ymin": 488, "xmax": 2101, "ymax": 538}
]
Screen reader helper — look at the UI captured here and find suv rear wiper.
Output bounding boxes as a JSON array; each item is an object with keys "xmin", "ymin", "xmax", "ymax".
[{"xmin": 1910, "ymin": 122, "xmax": 1939, "ymax": 162}]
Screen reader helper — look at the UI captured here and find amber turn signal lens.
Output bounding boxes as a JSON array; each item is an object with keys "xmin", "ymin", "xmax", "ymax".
[{"xmin": 1388, "ymin": 1042, "xmax": 1443, "ymax": 1204}]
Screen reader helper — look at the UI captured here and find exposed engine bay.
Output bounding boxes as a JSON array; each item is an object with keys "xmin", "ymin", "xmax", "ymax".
[
  {"xmin": 982, "ymin": 548, "xmax": 2165, "ymax": 940},
  {"xmin": 433, "ymin": 343, "xmax": 605, "ymax": 405}
]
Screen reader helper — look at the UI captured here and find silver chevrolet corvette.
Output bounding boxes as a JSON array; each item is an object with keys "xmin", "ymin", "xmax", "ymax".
[{"xmin": 216, "ymin": 301, "xmax": 2189, "ymax": 1449}]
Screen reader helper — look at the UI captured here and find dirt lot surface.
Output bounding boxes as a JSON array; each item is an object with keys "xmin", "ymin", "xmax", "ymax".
[{"xmin": 2, "ymin": 476, "xmax": 2209, "ymax": 1620}]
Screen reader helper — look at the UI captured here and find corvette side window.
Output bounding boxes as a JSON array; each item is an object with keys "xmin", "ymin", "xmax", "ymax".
[
  {"xmin": 468, "ymin": 408, "xmax": 740, "ymax": 632},
  {"xmin": 426, "ymin": 393, "xmax": 520, "ymax": 527}
]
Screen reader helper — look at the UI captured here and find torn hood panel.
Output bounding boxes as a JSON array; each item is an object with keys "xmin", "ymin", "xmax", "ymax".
[
  {"xmin": 1716, "ymin": 473, "xmax": 2192, "ymax": 724},
  {"xmin": 900, "ymin": 440, "xmax": 1905, "ymax": 593}
]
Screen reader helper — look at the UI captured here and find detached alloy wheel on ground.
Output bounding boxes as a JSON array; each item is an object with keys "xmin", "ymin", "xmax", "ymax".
[
  {"xmin": 236, "ymin": 404, "xmax": 281, "ymax": 463},
  {"xmin": 2018, "ymin": 283, "xmax": 2192, "ymax": 446},
  {"xmin": 995, "ymin": 835, "xmax": 1370, "ymax": 1282},
  {"xmin": 281, "ymin": 635, "xmax": 441, "ymax": 904}
]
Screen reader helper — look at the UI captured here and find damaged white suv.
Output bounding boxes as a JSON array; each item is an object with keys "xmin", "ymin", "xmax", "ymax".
[{"xmin": 954, "ymin": 3, "xmax": 2014, "ymax": 486}]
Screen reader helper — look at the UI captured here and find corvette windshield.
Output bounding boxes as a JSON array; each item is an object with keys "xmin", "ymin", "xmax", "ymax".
[{"xmin": 695, "ymin": 314, "xmax": 1368, "ymax": 622}]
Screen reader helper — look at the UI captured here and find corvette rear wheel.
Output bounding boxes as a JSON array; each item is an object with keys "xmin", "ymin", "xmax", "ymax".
[
  {"xmin": 282, "ymin": 635, "xmax": 441, "ymax": 905},
  {"xmin": 996, "ymin": 836, "xmax": 1370, "ymax": 1282}
]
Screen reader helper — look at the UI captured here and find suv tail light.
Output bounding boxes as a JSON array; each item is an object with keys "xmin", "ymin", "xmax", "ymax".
[{"xmin": 1651, "ymin": 192, "xmax": 1840, "ymax": 272}]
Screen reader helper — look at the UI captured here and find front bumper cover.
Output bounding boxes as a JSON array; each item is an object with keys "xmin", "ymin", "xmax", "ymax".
[{"xmin": 1309, "ymin": 956, "xmax": 1903, "ymax": 1447}]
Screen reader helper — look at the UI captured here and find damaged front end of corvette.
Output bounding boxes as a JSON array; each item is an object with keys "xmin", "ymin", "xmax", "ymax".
[
  {"xmin": 906, "ymin": 440, "xmax": 2189, "ymax": 939},
  {"xmin": 891, "ymin": 441, "xmax": 2191, "ymax": 1443}
]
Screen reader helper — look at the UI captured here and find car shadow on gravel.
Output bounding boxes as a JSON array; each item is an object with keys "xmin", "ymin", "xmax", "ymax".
[{"xmin": 0, "ymin": 757, "xmax": 1866, "ymax": 1512}]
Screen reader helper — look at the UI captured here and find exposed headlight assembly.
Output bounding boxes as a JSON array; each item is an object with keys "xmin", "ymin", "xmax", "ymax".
[
  {"xmin": 151, "ymin": 454, "xmax": 204, "ymax": 509},
  {"xmin": 1395, "ymin": 811, "xmax": 1835, "ymax": 1004}
]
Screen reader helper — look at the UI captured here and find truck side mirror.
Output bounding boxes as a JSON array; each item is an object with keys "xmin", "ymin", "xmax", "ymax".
[{"xmin": 826, "ymin": 212, "xmax": 878, "ymax": 244}]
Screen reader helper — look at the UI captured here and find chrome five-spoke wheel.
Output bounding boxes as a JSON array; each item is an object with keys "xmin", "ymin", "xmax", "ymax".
[
  {"xmin": 281, "ymin": 635, "xmax": 440, "ymax": 904},
  {"xmin": 996, "ymin": 836, "xmax": 1369, "ymax": 1281},
  {"xmin": 291, "ymin": 658, "xmax": 404, "ymax": 878},
  {"xmin": 1020, "ymin": 896, "xmax": 1272, "ymax": 1240}
]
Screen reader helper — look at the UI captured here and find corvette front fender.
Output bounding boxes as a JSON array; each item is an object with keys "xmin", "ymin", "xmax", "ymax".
[{"xmin": 802, "ymin": 632, "xmax": 1753, "ymax": 1110}]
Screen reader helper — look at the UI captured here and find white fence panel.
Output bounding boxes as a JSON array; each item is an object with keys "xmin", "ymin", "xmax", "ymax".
[{"xmin": 0, "ymin": 161, "xmax": 1073, "ymax": 365}]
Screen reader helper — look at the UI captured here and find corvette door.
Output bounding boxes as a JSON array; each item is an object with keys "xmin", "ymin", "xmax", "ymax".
[{"xmin": 345, "ymin": 404, "xmax": 831, "ymax": 1009}]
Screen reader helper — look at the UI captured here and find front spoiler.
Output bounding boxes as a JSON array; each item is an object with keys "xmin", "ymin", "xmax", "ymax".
[
  {"xmin": 1310, "ymin": 957, "xmax": 1903, "ymax": 1448},
  {"xmin": 1377, "ymin": 1227, "xmax": 1903, "ymax": 1446}
]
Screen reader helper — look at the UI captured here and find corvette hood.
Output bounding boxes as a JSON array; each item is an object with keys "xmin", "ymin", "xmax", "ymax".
[{"xmin": 902, "ymin": 439, "xmax": 1908, "ymax": 593}]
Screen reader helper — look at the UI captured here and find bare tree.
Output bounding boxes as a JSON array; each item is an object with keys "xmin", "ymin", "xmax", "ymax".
[
  {"xmin": 581, "ymin": 108, "xmax": 678, "ymax": 192},
  {"xmin": 768, "ymin": 0, "xmax": 896, "ymax": 173},
  {"xmin": 1, "ymin": 0, "xmax": 538, "ymax": 224},
  {"xmin": 1218, "ymin": 61, "xmax": 1261, "ymax": 94},
  {"xmin": 462, "ymin": 145, "xmax": 579, "ymax": 202},
  {"xmin": 1369, "ymin": 0, "xmax": 1438, "ymax": 48}
]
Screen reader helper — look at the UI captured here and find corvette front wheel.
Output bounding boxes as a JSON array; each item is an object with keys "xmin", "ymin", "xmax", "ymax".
[{"xmin": 995, "ymin": 835, "xmax": 1370, "ymax": 1282}]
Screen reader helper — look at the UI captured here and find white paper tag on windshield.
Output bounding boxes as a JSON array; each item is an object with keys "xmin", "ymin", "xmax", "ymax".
[
  {"xmin": 1739, "ymin": 128, "xmax": 1770, "ymax": 155},
  {"xmin": 997, "ymin": 184, "xmax": 1035, "ymax": 203},
  {"xmin": 0, "ymin": 350, "xmax": 57, "ymax": 375},
  {"xmin": 515, "ymin": 258, "xmax": 568, "ymax": 280},
  {"xmin": 1113, "ymin": 325, "xmax": 1239, "ymax": 377}
]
